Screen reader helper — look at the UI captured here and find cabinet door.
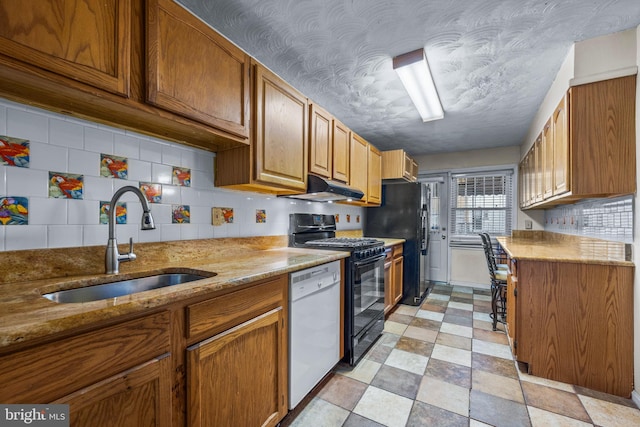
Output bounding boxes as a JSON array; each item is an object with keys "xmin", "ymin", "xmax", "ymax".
[
  {"xmin": 332, "ymin": 119, "xmax": 351, "ymax": 183},
  {"xmin": 147, "ymin": 0, "xmax": 250, "ymax": 138},
  {"xmin": 309, "ymin": 103, "xmax": 332, "ymax": 178},
  {"xmin": 187, "ymin": 308, "xmax": 287, "ymax": 427},
  {"xmin": 553, "ymin": 95, "xmax": 570, "ymax": 196},
  {"xmin": 56, "ymin": 355, "xmax": 172, "ymax": 427},
  {"xmin": 350, "ymin": 133, "xmax": 368, "ymax": 199},
  {"xmin": 534, "ymin": 134, "xmax": 543, "ymax": 203},
  {"xmin": 0, "ymin": 0, "xmax": 131, "ymax": 96},
  {"xmin": 542, "ymin": 119, "xmax": 554, "ymax": 199},
  {"xmin": 367, "ymin": 144, "xmax": 382, "ymax": 205},
  {"xmin": 392, "ymin": 256, "xmax": 404, "ymax": 305},
  {"xmin": 506, "ymin": 260, "xmax": 517, "ymax": 355},
  {"xmin": 254, "ymin": 62, "xmax": 308, "ymax": 191},
  {"xmin": 384, "ymin": 258, "xmax": 393, "ymax": 314}
]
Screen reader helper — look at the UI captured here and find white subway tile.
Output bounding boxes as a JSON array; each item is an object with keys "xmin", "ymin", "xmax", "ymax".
[
  {"xmin": 188, "ymin": 205, "xmax": 210, "ymax": 225},
  {"xmin": 160, "ymin": 185, "xmax": 180, "ymax": 204},
  {"xmin": 0, "ymin": 226, "xmax": 4, "ymax": 250},
  {"xmin": 28, "ymin": 141, "xmax": 68, "ymax": 172},
  {"xmin": 48, "ymin": 225, "xmax": 83, "ymax": 248},
  {"xmin": 0, "ymin": 166, "xmax": 6, "ymax": 194},
  {"xmin": 98, "ymin": 123, "xmax": 125, "ymax": 135},
  {"xmin": 84, "ymin": 127, "xmax": 114, "ymax": 153},
  {"xmin": 152, "ymin": 163, "xmax": 173, "ymax": 184},
  {"xmin": 138, "ymin": 227, "xmax": 161, "ymax": 243},
  {"xmin": 49, "ymin": 119, "xmax": 84, "ymax": 149},
  {"xmin": 180, "ymin": 148, "xmax": 199, "ymax": 169},
  {"xmin": 140, "ymin": 139, "xmax": 163, "ymax": 163},
  {"xmin": 69, "ymin": 200, "xmax": 99, "ymax": 225},
  {"xmin": 162, "ymin": 145, "xmax": 182, "ymax": 166},
  {"xmin": 0, "ymin": 98, "xmax": 28, "ymax": 111},
  {"xmin": 69, "ymin": 149, "xmax": 100, "ymax": 177},
  {"xmin": 6, "ymin": 167, "xmax": 48, "ymax": 197},
  {"xmin": 161, "ymin": 224, "xmax": 181, "ymax": 241},
  {"xmin": 6, "ymin": 225, "xmax": 47, "ymax": 250},
  {"xmin": 197, "ymin": 151, "xmax": 214, "ymax": 173},
  {"xmin": 192, "ymin": 170, "xmax": 213, "ymax": 189},
  {"xmin": 83, "ymin": 176, "xmax": 114, "ymax": 201},
  {"xmin": 180, "ymin": 187, "xmax": 200, "ymax": 206},
  {"xmin": 83, "ymin": 225, "xmax": 108, "ymax": 246},
  {"xmin": 114, "ymin": 133, "xmax": 141, "ymax": 159},
  {"xmin": 7, "ymin": 109, "xmax": 48, "ymax": 143},
  {"xmin": 180, "ymin": 224, "xmax": 199, "ymax": 240},
  {"xmin": 126, "ymin": 159, "xmax": 152, "ymax": 182},
  {"xmin": 115, "ymin": 224, "xmax": 139, "ymax": 243},
  {"xmin": 197, "ymin": 224, "xmax": 214, "ymax": 239},
  {"xmin": 212, "ymin": 225, "xmax": 229, "ymax": 238},
  {"xmin": 148, "ymin": 203, "xmax": 171, "ymax": 224},
  {"xmin": 29, "ymin": 197, "xmax": 67, "ymax": 225}
]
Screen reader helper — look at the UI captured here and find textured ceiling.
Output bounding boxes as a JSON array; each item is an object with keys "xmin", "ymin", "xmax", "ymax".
[{"xmin": 178, "ymin": 0, "xmax": 640, "ymax": 155}]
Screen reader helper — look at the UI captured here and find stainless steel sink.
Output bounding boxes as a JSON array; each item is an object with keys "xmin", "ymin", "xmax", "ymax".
[{"xmin": 43, "ymin": 272, "xmax": 212, "ymax": 303}]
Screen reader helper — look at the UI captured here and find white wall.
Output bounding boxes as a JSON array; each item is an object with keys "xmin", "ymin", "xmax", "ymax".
[
  {"xmin": 0, "ymin": 98, "xmax": 363, "ymax": 251},
  {"xmin": 414, "ymin": 146, "xmax": 520, "ymax": 172}
]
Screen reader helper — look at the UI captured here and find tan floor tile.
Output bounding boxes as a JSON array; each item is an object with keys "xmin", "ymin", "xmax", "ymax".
[
  {"xmin": 428, "ymin": 293, "xmax": 451, "ymax": 302},
  {"xmin": 518, "ymin": 371, "xmax": 576, "ymax": 393},
  {"xmin": 316, "ymin": 374, "xmax": 368, "ymax": 411},
  {"xmin": 472, "ymin": 338, "xmax": 513, "ymax": 360},
  {"xmin": 387, "ymin": 312, "xmax": 414, "ymax": 325},
  {"xmin": 473, "ymin": 327, "xmax": 509, "ymax": 345},
  {"xmin": 394, "ymin": 304, "xmax": 420, "ymax": 316},
  {"xmin": 440, "ymin": 322, "xmax": 473, "ymax": 338},
  {"xmin": 472, "ymin": 369, "xmax": 524, "ymax": 403},
  {"xmin": 395, "ymin": 336, "xmax": 435, "ymax": 357},
  {"xmin": 289, "ymin": 397, "xmax": 350, "ymax": 427},
  {"xmin": 416, "ymin": 376, "xmax": 470, "ymax": 417},
  {"xmin": 336, "ymin": 359, "xmax": 381, "ymax": 384},
  {"xmin": 415, "ymin": 309, "xmax": 445, "ymax": 322},
  {"xmin": 384, "ymin": 320, "xmax": 408, "ymax": 335},
  {"xmin": 403, "ymin": 325, "xmax": 438, "ymax": 342},
  {"xmin": 436, "ymin": 332, "xmax": 472, "ymax": 351},
  {"xmin": 431, "ymin": 344, "xmax": 472, "ymax": 367},
  {"xmin": 472, "ymin": 352, "xmax": 519, "ymax": 379},
  {"xmin": 527, "ymin": 406, "xmax": 592, "ymax": 427},
  {"xmin": 421, "ymin": 302, "xmax": 447, "ymax": 313},
  {"xmin": 579, "ymin": 394, "xmax": 640, "ymax": 427},
  {"xmin": 409, "ymin": 317, "xmax": 442, "ymax": 331},
  {"xmin": 469, "ymin": 420, "xmax": 493, "ymax": 427},
  {"xmin": 353, "ymin": 386, "xmax": 414, "ymax": 427},
  {"xmin": 448, "ymin": 301, "xmax": 474, "ymax": 311},
  {"xmin": 521, "ymin": 381, "xmax": 590, "ymax": 422},
  {"xmin": 385, "ymin": 348, "xmax": 428, "ymax": 375},
  {"xmin": 424, "ymin": 357, "xmax": 471, "ymax": 388}
]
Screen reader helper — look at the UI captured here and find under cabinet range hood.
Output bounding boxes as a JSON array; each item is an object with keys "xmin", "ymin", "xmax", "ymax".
[{"xmin": 282, "ymin": 174, "xmax": 364, "ymax": 202}]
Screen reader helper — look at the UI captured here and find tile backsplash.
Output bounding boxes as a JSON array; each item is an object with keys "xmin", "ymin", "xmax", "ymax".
[
  {"xmin": 0, "ymin": 97, "xmax": 364, "ymax": 251},
  {"xmin": 544, "ymin": 195, "xmax": 633, "ymax": 243}
]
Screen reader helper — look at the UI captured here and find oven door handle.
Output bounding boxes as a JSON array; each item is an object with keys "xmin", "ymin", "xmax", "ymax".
[{"xmin": 353, "ymin": 253, "xmax": 386, "ymax": 267}]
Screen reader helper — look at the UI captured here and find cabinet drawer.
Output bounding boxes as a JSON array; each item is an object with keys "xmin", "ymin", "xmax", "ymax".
[
  {"xmin": 0, "ymin": 311, "xmax": 170, "ymax": 403},
  {"xmin": 186, "ymin": 275, "xmax": 286, "ymax": 341}
]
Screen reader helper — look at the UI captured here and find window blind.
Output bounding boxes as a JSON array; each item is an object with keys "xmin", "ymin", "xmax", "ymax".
[{"xmin": 449, "ymin": 170, "xmax": 514, "ymax": 242}]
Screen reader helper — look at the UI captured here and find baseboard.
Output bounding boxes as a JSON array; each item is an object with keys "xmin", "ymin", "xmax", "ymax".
[
  {"xmin": 448, "ymin": 280, "xmax": 491, "ymax": 290},
  {"xmin": 632, "ymin": 389, "xmax": 640, "ymax": 407}
]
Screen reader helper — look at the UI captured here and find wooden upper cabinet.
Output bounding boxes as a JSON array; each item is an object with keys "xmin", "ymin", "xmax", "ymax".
[
  {"xmin": 381, "ymin": 149, "xmax": 418, "ymax": 182},
  {"xmin": 570, "ymin": 76, "xmax": 636, "ymax": 196},
  {"xmin": 367, "ymin": 144, "xmax": 382, "ymax": 205},
  {"xmin": 0, "ymin": 0, "xmax": 131, "ymax": 96},
  {"xmin": 552, "ymin": 94, "xmax": 570, "ymax": 196},
  {"xmin": 542, "ymin": 118, "xmax": 553, "ymax": 199},
  {"xmin": 332, "ymin": 119, "xmax": 351, "ymax": 183},
  {"xmin": 254, "ymin": 61, "xmax": 308, "ymax": 191},
  {"xmin": 309, "ymin": 103, "xmax": 333, "ymax": 178},
  {"xmin": 349, "ymin": 133, "xmax": 369, "ymax": 201},
  {"xmin": 146, "ymin": 0, "xmax": 250, "ymax": 138},
  {"xmin": 533, "ymin": 134, "xmax": 543, "ymax": 203}
]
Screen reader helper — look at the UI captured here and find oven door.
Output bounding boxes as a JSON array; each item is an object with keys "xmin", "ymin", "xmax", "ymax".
[{"xmin": 352, "ymin": 253, "xmax": 386, "ymax": 337}]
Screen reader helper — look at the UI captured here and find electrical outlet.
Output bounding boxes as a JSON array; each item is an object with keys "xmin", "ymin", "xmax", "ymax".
[{"xmin": 525, "ymin": 219, "xmax": 532, "ymax": 229}]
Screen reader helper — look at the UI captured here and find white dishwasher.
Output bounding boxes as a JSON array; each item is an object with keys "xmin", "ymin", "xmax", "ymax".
[{"xmin": 289, "ymin": 260, "xmax": 341, "ymax": 409}]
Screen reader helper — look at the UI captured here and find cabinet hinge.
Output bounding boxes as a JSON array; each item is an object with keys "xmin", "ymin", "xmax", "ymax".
[{"xmin": 514, "ymin": 288, "xmax": 517, "ymax": 297}]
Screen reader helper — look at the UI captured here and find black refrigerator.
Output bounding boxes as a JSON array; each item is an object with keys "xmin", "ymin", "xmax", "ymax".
[{"xmin": 364, "ymin": 181, "xmax": 433, "ymax": 305}]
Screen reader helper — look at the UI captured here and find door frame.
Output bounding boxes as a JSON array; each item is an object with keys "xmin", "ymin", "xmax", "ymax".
[{"xmin": 419, "ymin": 174, "xmax": 450, "ymax": 285}]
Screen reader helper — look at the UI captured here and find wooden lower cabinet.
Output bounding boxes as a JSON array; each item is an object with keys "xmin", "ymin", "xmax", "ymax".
[
  {"xmin": 187, "ymin": 308, "xmax": 286, "ymax": 427},
  {"xmin": 510, "ymin": 259, "xmax": 633, "ymax": 397},
  {"xmin": 384, "ymin": 244, "xmax": 404, "ymax": 314},
  {"xmin": 56, "ymin": 355, "xmax": 172, "ymax": 427}
]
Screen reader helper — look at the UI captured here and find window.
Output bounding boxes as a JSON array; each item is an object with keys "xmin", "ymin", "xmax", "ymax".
[{"xmin": 449, "ymin": 170, "xmax": 514, "ymax": 241}]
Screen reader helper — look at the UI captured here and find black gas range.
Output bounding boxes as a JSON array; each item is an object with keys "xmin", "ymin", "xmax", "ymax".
[{"xmin": 289, "ymin": 213, "xmax": 386, "ymax": 366}]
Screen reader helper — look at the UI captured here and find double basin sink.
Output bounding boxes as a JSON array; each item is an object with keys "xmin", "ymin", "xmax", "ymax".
[{"xmin": 43, "ymin": 270, "xmax": 215, "ymax": 303}]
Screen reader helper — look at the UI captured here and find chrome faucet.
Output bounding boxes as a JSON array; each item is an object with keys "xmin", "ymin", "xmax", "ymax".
[{"xmin": 105, "ymin": 186, "xmax": 156, "ymax": 274}]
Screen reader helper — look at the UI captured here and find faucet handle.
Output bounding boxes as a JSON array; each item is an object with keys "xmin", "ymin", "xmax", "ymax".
[{"xmin": 126, "ymin": 237, "xmax": 136, "ymax": 261}]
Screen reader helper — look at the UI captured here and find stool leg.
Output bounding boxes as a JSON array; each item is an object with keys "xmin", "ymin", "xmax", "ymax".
[{"xmin": 490, "ymin": 282, "xmax": 498, "ymax": 331}]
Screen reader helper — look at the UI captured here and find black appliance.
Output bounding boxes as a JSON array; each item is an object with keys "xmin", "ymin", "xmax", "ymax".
[
  {"xmin": 364, "ymin": 181, "xmax": 433, "ymax": 305},
  {"xmin": 289, "ymin": 213, "xmax": 385, "ymax": 366}
]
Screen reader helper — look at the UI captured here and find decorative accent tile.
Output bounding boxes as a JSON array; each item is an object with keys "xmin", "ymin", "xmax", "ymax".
[
  {"xmin": 336, "ymin": 214, "xmax": 340, "ymax": 223},
  {"xmin": 346, "ymin": 214, "xmax": 351, "ymax": 223},
  {"xmin": 0, "ymin": 197, "xmax": 28, "ymax": 225},
  {"xmin": 49, "ymin": 172, "xmax": 83, "ymax": 199},
  {"xmin": 139, "ymin": 182, "xmax": 162, "ymax": 203},
  {"xmin": 100, "ymin": 201, "xmax": 126, "ymax": 225},
  {"xmin": 256, "ymin": 209, "xmax": 266, "ymax": 223},
  {"xmin": 100, "ymin": 153, "xmax": 128, "ymax": 179},
  {"xmin": 172, "ymin": 205, "xmax": 190, "ymax": 224},
  {"xmin": 0, "ymin": 136, "xmax": 29, "ymax": 167},
  {"xmin": 356, "ymin": 214, "xmax": 360, "ymax": 223},
  {"xmin": 212, "ymin": 207, "xmax": 234, "ymax": 226},
  {"xmin": 172, "ymin": 166, "xmax": 191, "ymax": 187}
]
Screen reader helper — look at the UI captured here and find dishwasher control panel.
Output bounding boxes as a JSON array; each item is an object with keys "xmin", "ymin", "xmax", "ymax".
[{"xmin": 290, "ymin": 260, "xmax": 340, "ymax": 302}]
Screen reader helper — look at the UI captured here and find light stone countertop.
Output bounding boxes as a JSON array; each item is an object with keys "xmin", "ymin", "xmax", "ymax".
[
  {"xmin": 0, "ymin": 237, "xmax": 348, "ymax": 351},
  {"xmin": 496, "ymin": 231, "xmax": 633, "ymax": 266}
]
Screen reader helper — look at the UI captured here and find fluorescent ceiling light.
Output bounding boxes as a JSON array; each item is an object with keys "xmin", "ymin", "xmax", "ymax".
[{"xmin": 393, "ymin": 48, "xmax": 444, "ymax": 122}]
